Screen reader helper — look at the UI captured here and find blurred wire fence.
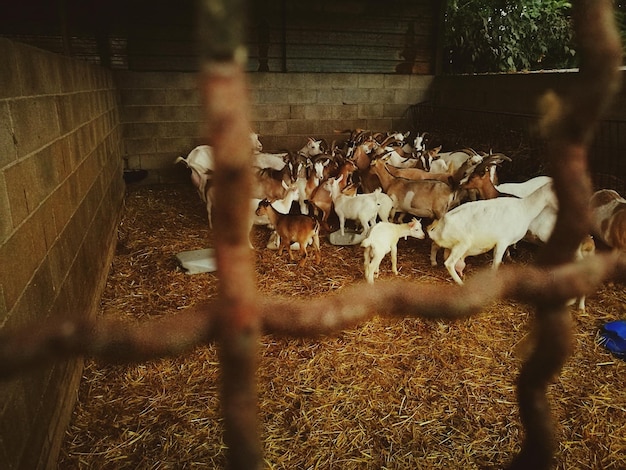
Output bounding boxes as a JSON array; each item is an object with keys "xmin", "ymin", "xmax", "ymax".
[{"xmin": 407, "ymin": 102, "xmax": 626, "ymax": 194}]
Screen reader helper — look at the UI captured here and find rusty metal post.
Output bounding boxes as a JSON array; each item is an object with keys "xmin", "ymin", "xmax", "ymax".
[
  {"xmin": 510, "ymin": 1, "xmax": 623, "ymax": 469},
  {"xmin": 197, "ymin": 1, "xmax": 262, "ymax": 468}
]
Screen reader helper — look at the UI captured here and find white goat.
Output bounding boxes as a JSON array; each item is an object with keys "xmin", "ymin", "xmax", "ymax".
[
  {"xmin": 250, "ymin": 132, "xmax": 263, "ymax": 153},
  {"xmin": 436, "ymin": 148, "xmax": 483, "ymax": 175},
  {"xmin": 175, "ymin": 145, "xmax": 213, "ymax": 202},
  {"xmin": 176, "ymin": 132, "xmax": 265, "ymax": 202},
  {"xmin": 249, "ymin": 181, "xmax": 300, "ymax": 228},
  {"xmin": 326, "ymin": 175, "xmax": 380, "ymax": 235},
  {"xmin": 496, "ymin": 175, "xmax": 553, "ymax": 197},
  {"xmin": 375, "ymin": 134, "xmax": 421, "ymax": 169},
  {"xmin": 208, "ymin": 181, "xmax": 298, "ymax": 249},
  {"xmin": 298, "ymin": 137, "xmax": 325, "ymax": 158},
  {"xmin": 427, "ymin": 180, "xmax": 557, "ymax": 284},
  {"xmin": 177, "ymin": 132, "xmax": 263, "ymax": 175},
  {"xmin": 371, "ymin": 188, "xmax": 394, "ymax": 223},
  {"xmin": 253, "ymin": 152, "xmax": 288, "ymax": 171},
  {"xmin": 495, "ymin": 176, "xmax": 557, "ymax": 245},
  {"xmin": 361, "ymin": 219, "xmax": 425, "ymax": 283}
]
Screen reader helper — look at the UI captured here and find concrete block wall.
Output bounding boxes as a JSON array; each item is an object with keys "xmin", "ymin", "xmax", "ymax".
[
  {"xmin": 0, "ymin": 39, "xmax": 125, "ymax": 469},
  {"xmin": 115, "ymin": 71, "xmax": 203, "ymax": 179},
  {"xmin": 116, "ymin": 71, "xmax": 434, "ymax": 182},
  {"xmin": 248, "ymin": 73, "xmax": 435, "ymax": 151}
]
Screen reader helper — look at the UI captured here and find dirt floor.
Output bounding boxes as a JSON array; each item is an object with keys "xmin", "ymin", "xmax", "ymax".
[{"xmin": 58, "ymin": 183, "xmax": 626, "ymax": 469}]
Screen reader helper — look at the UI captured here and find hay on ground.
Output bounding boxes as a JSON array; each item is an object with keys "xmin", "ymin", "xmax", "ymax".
[{"xmin": 59, "ymin": 184, "xmax": 626, "ymax": 469}]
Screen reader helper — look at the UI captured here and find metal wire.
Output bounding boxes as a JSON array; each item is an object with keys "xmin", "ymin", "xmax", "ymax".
[{"xmin": 0, "ymin": 1, "xmax": 624, "ymax": 469}]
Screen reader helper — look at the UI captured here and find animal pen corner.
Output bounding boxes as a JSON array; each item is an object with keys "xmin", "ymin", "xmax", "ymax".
[{"xmin": 1, "ymin": 1, "xmax": 626, "ymax": 469}]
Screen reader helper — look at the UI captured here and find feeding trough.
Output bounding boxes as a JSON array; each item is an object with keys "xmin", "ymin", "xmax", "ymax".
[
  {"xmin": 328, "ymin": 228, "xmax": 368, "ymax": 246},
  {"xmin": 175, "ymin": 248, "xmax": 217, "ymax": 274}
]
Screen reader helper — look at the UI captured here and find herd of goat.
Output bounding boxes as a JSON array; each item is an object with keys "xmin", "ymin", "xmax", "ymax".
[{"xmin": 175, "ymin": 129, "xmax": 626, "ymax": 303}]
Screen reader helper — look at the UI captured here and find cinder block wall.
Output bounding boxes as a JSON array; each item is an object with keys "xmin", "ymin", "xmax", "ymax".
[
  {"xmin": 0, "ymin": 39, "xmax": 125, "ymax": 469},
  {"xmin": 116, "ymin": 71, "xmax": 434, "ymax": 182},
  {"xmin": 249, "ymin": 73, "xmax": 434, "ymax": 151},
  {"xmin": 115, "ymin": 71, "xmax": 203, "ymax": 178}
]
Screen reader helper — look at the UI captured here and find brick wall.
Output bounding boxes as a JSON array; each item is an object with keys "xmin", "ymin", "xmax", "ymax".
[
  {"xmin": 0, "ymin": 39, "xmax": 124, "ymax": 469},
  {"xmin": 116, "ymin": 71, "xmax": 434, "ymax": 182}
]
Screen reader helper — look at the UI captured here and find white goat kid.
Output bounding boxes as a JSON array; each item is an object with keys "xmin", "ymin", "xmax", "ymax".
[
  {"xmin": 326, "ymin": 175, "xmax": 380, "ymax": 235},
  {"xmin": 427, "ymin": 181, "xmax": 557, "ymax": 285},
  {"xmin": 371, "ymin": 188, "xmax": 394, "ymax": 223},
  {"xmin": 361, "ymin": 219, "xmax": 425, "ymax": 283}
]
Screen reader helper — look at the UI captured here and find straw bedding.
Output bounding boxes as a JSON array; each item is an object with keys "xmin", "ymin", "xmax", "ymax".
[{"xmin": 59, "ymin": 183, "xmax": 625, "ymax": 469}]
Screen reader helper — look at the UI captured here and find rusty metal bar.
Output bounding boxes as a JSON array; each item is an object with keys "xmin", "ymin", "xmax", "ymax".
[
  {"xmin": 197, "ymin": 0, "xmax": 262, "ymax": 468},
  {"xmin": 511, "ymin": 1, "xmax": 623, "ymax": 469},
  {"xmin": 1, "ymin": 253, "xmax": 623, "ymax": 372}
]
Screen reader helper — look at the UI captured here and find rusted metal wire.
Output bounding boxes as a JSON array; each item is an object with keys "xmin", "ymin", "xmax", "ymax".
[
  {"xmin": 197, "ymin": 0, "xmax": 262, "ymax": 468},
  {"xmin": 0, "ymin": 1, "xmax": 623, "ymax": 469}
]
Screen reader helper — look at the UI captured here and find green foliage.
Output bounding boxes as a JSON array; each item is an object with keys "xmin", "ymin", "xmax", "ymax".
[{"xmin": 444, "ymin": 0, "xmax": 577, "ymax": 73}]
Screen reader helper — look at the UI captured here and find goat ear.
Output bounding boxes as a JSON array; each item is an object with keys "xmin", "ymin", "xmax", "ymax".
[{"xmin": 282, "ymin": 180, "xmax": 289, "ymax": 190}]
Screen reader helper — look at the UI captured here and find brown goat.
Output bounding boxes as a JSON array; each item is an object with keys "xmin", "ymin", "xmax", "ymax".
[
  {"xmin": 383, "ymin": 161, "xmax": 453, "ymax": 185},
  {"xmin": 255, "ymin": 200, "xmax": 321, "ymax": 267},
  {"xmin": 460, "ymin": 156, "xmax": 516, "ymax": 200}
]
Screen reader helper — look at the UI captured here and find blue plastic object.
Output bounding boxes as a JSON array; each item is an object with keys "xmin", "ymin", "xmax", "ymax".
[{"xmin": 599, "ymin": 320, "xmax": 626, "ymax": 360}]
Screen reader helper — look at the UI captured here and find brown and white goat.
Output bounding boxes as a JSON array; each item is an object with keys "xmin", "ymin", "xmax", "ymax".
[
  {"xmin": 590, "ymin": 188, "xmax": 626, "ymax": 251},
  {"xmin": 369, "ymin": 158, "xmax": 456, "ymax": 220},
  {"xmin": 255, "ymin": 200, "xmax": 321, "ymax": 267},
  {"xmin": 383, "ymin": 159, "xmax": 453, "ymax": 185},
  {"xmin": 252, "ymin": 165, "xmax": 294, "ymax": 201},
  {"xmin": 309, "ymin": 160, "xmax": 357, "ymax": 229}
]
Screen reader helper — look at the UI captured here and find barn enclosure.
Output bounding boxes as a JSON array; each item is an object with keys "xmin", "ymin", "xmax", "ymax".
[{"xmin": 1, "ymin": 1, "xmax": 626, "ymax": 469}]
